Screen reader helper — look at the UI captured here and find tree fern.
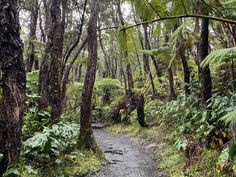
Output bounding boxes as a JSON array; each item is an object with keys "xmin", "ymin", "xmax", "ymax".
[
  {"xmin": 201, "ymin": 47, "xmax": 236, "ymax": 68},
  {"xmin": 140, "ymin": 47, "xmax": 180, "ymax": 68}
]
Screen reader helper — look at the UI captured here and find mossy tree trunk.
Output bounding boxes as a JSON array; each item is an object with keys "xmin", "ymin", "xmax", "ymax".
[
  {"xmin": 79, "ymin": 0, "xmax": 99, "ymax": 150},
  {"xmin": 38, "ymin": 0, "xmax": 63, "ymax": 123},
  {"xmin": 0, "ymin": 0, "xmax": 26, "ymax": 175}
]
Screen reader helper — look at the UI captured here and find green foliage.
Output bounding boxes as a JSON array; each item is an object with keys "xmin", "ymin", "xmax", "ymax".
[
  {"xmin": 3, "ymin": 166, "xmax": 20, "ymax": 177},
  {"xmin": 25, "ymin": 70, "xmax": 40, "ymax": 107},
  {"xmin": 217, "ymin": 147, "xmax": 230, "ymax": 172},
  {"xmin": 24, "ymin": 71, "xmax": 52, "ymax": 137},
  {"xmin": 220, "ymin": 110, "xmax": 236, "ymax": 126},
  {"xmin": 201, "ymin": 47, "xmax": 236, "ymax": 68},
  {"xmin": 23, "ymin": 122, "xmax": 80, "ymax": 159},
  {"xmin": 23, "ymin": 108, "xmax": 51, "ymax": 137},
  {"xmin": 95, "ymin": 78, "xmax": 123, "ymax": 103},
  {"xmin": 66, "ymin": 82, "xmax": 84, "ymax": 120}
]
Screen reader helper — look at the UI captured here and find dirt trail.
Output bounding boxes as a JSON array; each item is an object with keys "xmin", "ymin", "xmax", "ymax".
[{"xmin": 87, "ymin": 125, "xmax": 168, "ymax": 177}]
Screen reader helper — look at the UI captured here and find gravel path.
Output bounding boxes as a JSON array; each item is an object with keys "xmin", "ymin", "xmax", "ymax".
[{"xmin": 87, "ymin": 125, "xmax": 168, "ymax": 177}]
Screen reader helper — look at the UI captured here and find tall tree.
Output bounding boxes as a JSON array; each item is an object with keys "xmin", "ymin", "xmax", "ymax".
[
  {"xmin": 117, "ymin": 0, "xmax": 134, "ymax": 93},
  {"xmin": 26, "ymin": 0, "xmax": 39, "ymax": 72},
  {"xmin": 0, "ymin": 0, "xmax": 26, "ymax": 175},
  {"xmin": 78, "ymin": 0, "xmax": 99, "ymax": 150},
  {"xmin": 199, "ymin": 7, "xmax": 212, "ymax": 104},
  {"xmin": 38, "ymin": 0, "xmax": 63, "ymax": 123}
]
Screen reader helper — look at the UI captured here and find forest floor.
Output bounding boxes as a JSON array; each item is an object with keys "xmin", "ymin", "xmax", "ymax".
[{"xmin": 86, "ymin": 124, "xmax": 168, "ymax": 177}]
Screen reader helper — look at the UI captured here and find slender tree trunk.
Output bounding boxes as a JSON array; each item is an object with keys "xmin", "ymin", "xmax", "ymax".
[
  {"xmin": 26, "ymin": 0, "xmax": 39, "ymax": 72},
  {"xmin": 137, "ymin": 94, "xmax": 146, "ymax": 127},
  {"xmin": 142, "ymin": 23, "xmax": 156, "ymax": 95},
  {"xmin": 0, "ymin": 0, "xmax": 26, "ymax": 175},
  {"xmin": 199, "ymin": 9, "xmax": 212, "ymax": 104},
  {"xmin": 78, "ymin": 0, "xmax": 99, "ymax": 150},
  {"xmin": 98, "ymin": 30, "xmax": 110, "ymax": 77},
  {"xmin": 117, "ymin": 0, "xmax": 134, "ymax": 93},
  {"xmin": 177, "ymin": 39, "xmax": 191, "ymax": 95},
  {"xmin": 38, "ymin": 0, "xmax": 51, "ymax": 110},
  {"xmin": 168, "ymin": 67, "xmax": 177, "ymax": 100},
  {"xmin": 48, "ymin": 0, "xmax": 63, "ymax": 122},
  {"xmin": 61, "ymin": 37, "xmax": 87, "ymax": 110},
  {"xmin": 39, "ymin": 8, "xmax": 46, "ymax": 43},
  {"xmin": 77, "ymin": 64, "xmax": 83, "ymax": 82},
  {"xmin": 38, "ymin": 0, "xmax": 63, "ymax": 123}
]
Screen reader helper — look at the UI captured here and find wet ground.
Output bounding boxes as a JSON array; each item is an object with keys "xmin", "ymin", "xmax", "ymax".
[{"xmin": 87, "ymin": 125, "xmax": 168, "ymax": 177}]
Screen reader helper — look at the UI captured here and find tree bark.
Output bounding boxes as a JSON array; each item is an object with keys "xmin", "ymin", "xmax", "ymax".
[
  {"xmin": 177, "ymin": 38, "xmax": 191, "ymax": 95},
  {"xmin": 0, "ymin": 0, "xmax": 26, "ymax": 175},
  {"xmin": 137, "ymin": 94, "xmax": 146, "ymax": 127},
  {"xmin": 78, "ymin": 0, "xmax": 99, "ymax": 150},
  {"xmin": 199, "ymin": 9, "xmax": 212, "ymax": 104},
  {"xmin": 38, "ymin": 0, "xmax": 51, "ymax": 110},
  {"xmin": 38, "ymin": 0, "xmax": 63, "ymax": 123},
  {"xmin": 48, "ymin": 0, "xmax": 63, "ymax": 123}
]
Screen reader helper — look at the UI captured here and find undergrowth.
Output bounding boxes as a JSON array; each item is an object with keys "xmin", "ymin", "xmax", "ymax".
[{"xmin": 107, "ymin": 121, "xmax": 230, "ymax": 177}]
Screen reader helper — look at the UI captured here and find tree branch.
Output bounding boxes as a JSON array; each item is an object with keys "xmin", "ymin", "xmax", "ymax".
[{"xmin": 121, "ymin": 14, "xmax": 236, "ymax": 31}]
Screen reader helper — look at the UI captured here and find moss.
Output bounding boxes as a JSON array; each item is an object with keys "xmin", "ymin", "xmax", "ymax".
[
  {"xmin": 63, "ymin": 150, "xmax": 106, "ymax": 176},
  {"xmin": 159, "ymin": 146, "xmax": 186, "ymax": 176},
  {"xmin": 20, "ymin": 149, "xmax": 106, "ymax": 177}
]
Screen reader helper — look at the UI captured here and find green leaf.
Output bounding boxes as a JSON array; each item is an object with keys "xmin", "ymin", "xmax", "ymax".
[{"xmin": 3, "ymin": 168, "xmax": 20, "ymax": 177}]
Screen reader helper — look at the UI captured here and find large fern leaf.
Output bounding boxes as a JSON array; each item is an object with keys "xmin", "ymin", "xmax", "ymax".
[
  {"xmin": 201, "ymin": 47, "xmax": 236, "ymax": 68},
  {"xmin": 220, "ymin": 110, "xmax": 236, "ymax": 126}
]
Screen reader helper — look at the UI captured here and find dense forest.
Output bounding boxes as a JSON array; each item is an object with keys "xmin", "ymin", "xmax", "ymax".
[{"xmin": 1, "ymin": 0, "xmax": 236, "ymax": 176}]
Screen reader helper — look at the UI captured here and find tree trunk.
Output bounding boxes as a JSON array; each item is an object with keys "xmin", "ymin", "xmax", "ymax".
[
  {"xmin": 78, "ymin": 0, "xmax": 99, "ymax": 150},
  {"xmin": 199, "ymin": 9, "xmax": 212, "ymax": 104},
  {"xmin": 117, "ymin": 0, "xmax": 134, "ymax": 93},
  {"xmin": 177, "ymin": 39, "xmax": 191, "ymax": 95},
  {"xmin": 98, "ymin": 30, "xmax": 110, "ymax": 78},
  {"xmin": 168, "ymin": 67, "xmax": 177, "ymax": 100},
  {"xmin": 61, "ymin": 37, "xmax": 87, "ymax": 110},
  {"xmin": 77, "ymin": 64, "xmax": 83, "ymax": 82},
  {"xmin": 38, "ymin": 0, "xmax": 51, "ymax": 110},
  {"xmin": 26, "ymin": 0, "xmax": 39, "ymax": 72},
  {"xmin": 142, "ymin": 23, "xmax": 156, "ymax": 95},
  {"xmin": 0, "ymin": 0, "xmax": 26, "ymax": 175},
  {"xmin": 137, "ymin": 94, "xmax": 146, "ymax": 127},
  {"xmin": 38, "ymin": 0, "xmax": 63, "ymax": 123},
  {"xmin": 48, "ymin": 0, "xmax": 63, "ymax": 123}
]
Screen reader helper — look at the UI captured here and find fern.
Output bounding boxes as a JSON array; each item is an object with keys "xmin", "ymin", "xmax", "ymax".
[
  {"xmin": 220, "ymin": 110, "xmax": 236, "ymax": 126},
  {"xmin": 140, "ymin": 46, "xmax": 180, "ymax": 68},
  {"xmin": 201, "ymin": 47, "xmax": 236, "ymax": 68},
  {"xmin": 170, "ymin": 19, "xmax": 193, "ymax": 48}
]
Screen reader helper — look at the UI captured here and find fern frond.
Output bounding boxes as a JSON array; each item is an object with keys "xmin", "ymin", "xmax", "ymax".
[
  {"xmin": 201, "ymin": 47, "xmax": 236, "ymax": 68},
  {"xmin": 220, "ymin": 110, "xmax": 236, "ymax": 126}
]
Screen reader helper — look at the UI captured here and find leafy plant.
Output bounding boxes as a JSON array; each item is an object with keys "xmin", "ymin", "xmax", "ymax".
[{"xmin": 23, "ymin": 122, "xmax": 80, "ymax": 159}]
